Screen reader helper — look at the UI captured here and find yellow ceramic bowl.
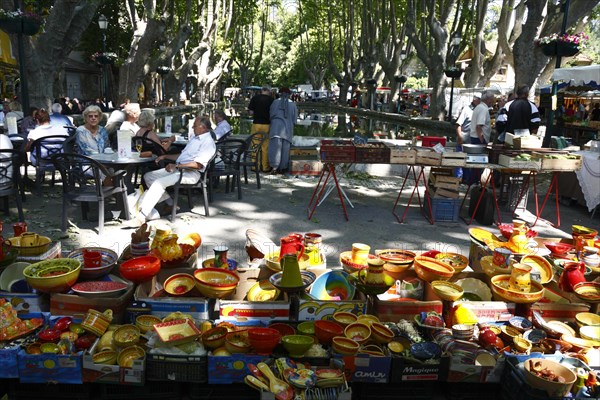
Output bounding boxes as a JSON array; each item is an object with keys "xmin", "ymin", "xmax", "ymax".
[
  {"xmin": 93, "ymin": 350, "xmax": 117, "ymax": 365},
  {"xmin": 431, "ymin": 280, "xmax": 464, "ymax": 301},
  {"xmin": 500, "ymin": 325, "xmax": 521, "ymax": 343},
  {"xmin": 202, "ymin": 326, "xmax": 229, "ymax": 349},
  {"xmin": 264, "ymin": 252, "xmax": 310, "ymax": 272},
  {"xmin": 193, "ymin": 268, "xmax": 239, "ymax": 299},
  {"xmin": 344, "ymin": 322, "xmax": 371, "ymax": 344},
  {"xmin": 356, "ymin": 314, "xmax": 379, "ymax": 326},
  {"xmin": 520, "ymin": 255, "xmax": 553, "ymax": 284},
  {"xmin": 575, "ymin": 312, "xmax": 600, "ymax": 328},
  {"xmin": 370, "ymin": 322, "xmax": 394, "ymax": 345},
  {"xmin": 333, "ymin": 312, "xmax": 358, "ymax": 327},
  {"xmin": 113, "ymin": 324, "xmax": 141, "ymax": 348},
  {"xmin": 490, "ymin": 275, "xmax": 544, "ymax": 304},
  {"xmin": 22, "ymin": 259, "xmax": 81, "ymax": 293},
  {"xmin": 435, "ymin": 253, "xmax": 468, "ymax": 273},
  {"xmin": 579, "ymin": 325, "xmax": 600, "ymax": 341},
  {"xmin": 8, "ymin": 235, "xmax": 51, "ymax": 256},
  {"xmin": 524, "ymin": 358, "xmax": 576, "ymax": 398},
  {"xmin": 513, "ymin": 336, "xmax": 532, "ymax": 354},
  {"xmin": 225, "ymin": 331, "xmax": 251, "ymax": 354},
  {"xmin": 164, "ymin": 273, "xmax": 196, "ymax": 296},
  {"xmin": 413, "ymin": 256, "xmax": 455, "ymax": 282},
  {"xmin": 135, "ymin": 315, "xmax": 162, "ymax": 334},
  {"xmin": 117, "ymin": 345, "xmax": 145, "ymax": 368},
  {"xmin": 332, "ymin": 336, "xmax": 360, "ymax": 356}
]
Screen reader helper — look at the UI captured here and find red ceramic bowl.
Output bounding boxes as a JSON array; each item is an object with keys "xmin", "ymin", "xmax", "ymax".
[
  {"xmin": 544, "ymin": 242, "xmax": 574, "ymax": 256},
  {"xmin": 268, "ymin": 323, "xmax": 296, "ymax": 337},
  {"xmin": 38, "ymin": 328, "xmax": 61, "ymax": 343},
  {"xmin": 314, "ymin": 320, "xmax": 344, "ymax": 345},
  {"xmin": 248, "ymin": 328, "xmax": 281, "ymax": 354},
  {"xmin": 498, "ymin": 224, "xmax": 538, "ymax": 240},
  {"xmin": 119, "ymin": 256, "xmax": 161, "ymax": 284},
  {"xmin": 248, "ymin": 327, "xmax": 281, "ymax": 342}
]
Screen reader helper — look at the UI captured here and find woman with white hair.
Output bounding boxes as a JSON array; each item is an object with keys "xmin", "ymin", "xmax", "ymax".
[
  {"xmin": 120, "ymin": 103, "xmax": 141, "ymax": 135},
  {"xmin": 75, "ymin": 105, "xmax": 110, "ymax": 155},
  {"xmin": 135, "ymin": 110, "xmax": 175, "ymax": 153},
  {"xmin": 268, "ymin": 87, "xmax": 297, "ymax": 174}
]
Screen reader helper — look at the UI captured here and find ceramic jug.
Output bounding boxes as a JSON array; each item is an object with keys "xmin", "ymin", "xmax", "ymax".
[
  {"xmin": 151, "ymin": 226, "xmax": 172, "ymax": 250},
  {"xmin": 279, "ymin": 254, "xmax": 303, "ymax": 288},
  {"xmin": 157, "ymin": 234, "xmax": 182, "ymax": 261},
  {"xmin": 364, "ymin": 258, "xmax": 386, "ymax": 285},
  {"xmin": 559, "ymin": 262, "xmax": 586, "ymax": 292},
  {"xmin": 509, "ymin": 263, "xmax": 532, "ymax": 293},
  {"xmin": 279, "ymin": 234, "xmax": 305, "ymax": 260},
  {"xmin": 0, "ymin": 236, "xmax": 11, "ymax": 261}
]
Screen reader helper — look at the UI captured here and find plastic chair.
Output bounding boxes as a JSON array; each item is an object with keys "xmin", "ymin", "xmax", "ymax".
[
  {"xmin": 27, "ymin": 134, "xmax": 69, "ymax": 191},
  {"xmin": 0, "ymin": 150, "xmax": 24, "ymax": 221},
  {"xmin": 51, "ymin": 153, "xmax": 130, "ymax": 234},
  {"xmin": 208, "ymin": 139, "xmax": 247, "ymax": 201},
  {"xmin": 240, "ymin": 132, "xmax": 267, "ymax": 189}
]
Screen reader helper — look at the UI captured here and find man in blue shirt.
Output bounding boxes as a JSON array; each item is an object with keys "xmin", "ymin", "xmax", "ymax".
[{"xmin": 49, "ymin": 103, "xmax": 73, "ymax": 136}]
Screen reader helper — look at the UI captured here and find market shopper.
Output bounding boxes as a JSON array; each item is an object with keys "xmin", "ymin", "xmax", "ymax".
[
  {"xmin": 505, "ymin": 85, "xmax": 541, "ymax": 136},
  {"xmin": 268, "ymin": 87, "xmax": 298, "ymax": 174},
  {"xmin": 136, "ymin": 116, "xmax": 215, "ymax": 223},
  {"xmin": 471, "ymin": 91, "xmax": 495, "ymax": 145},
  {"xmin": 248, "ymin": 86, "xmax": 274, "ymax": 172},
  {"xmin": 454, "ymin": 95, "xmax": 480, "ymax": 180}
]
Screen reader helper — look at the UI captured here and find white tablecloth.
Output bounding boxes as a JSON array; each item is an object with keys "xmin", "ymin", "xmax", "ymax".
[{"xmin": 575, "ymin": 151, "xmax": 600, "ymax": 212}]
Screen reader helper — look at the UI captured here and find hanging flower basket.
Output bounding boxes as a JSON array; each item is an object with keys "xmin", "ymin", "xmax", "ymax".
[
  {"xmin": 0, "ymin": 17, "xmax": 41, "ymax": 36},
  {"xmin": 444, "ymin": 69, "xmax": 463, "ymax": 78},
  {"xmin": 535, "ymin": 32, "xmax": 587, "ymax": 57},
  {"xmin": 394, "ymin": 75, "xmax": 407, "ymax": 83},
  {"xmin": 540, "ymin": 42, "xmax": 579, "ymax": 57},
  {"xmin": 91, "ymin": 52, "xmax": 117, "ymax": 65}
]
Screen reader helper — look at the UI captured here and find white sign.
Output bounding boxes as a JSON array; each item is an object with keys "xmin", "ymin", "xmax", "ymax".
[
  {"xmin": 117, "ymin": 130, "xmax": 132, "ymax": 159},
  {"xmin": 6, "ymin": 116, "xmax": 17, "ymax": 135},
  {"xmin": 165, "ymin": 116, "xmax": 172, "ymax": 134}
]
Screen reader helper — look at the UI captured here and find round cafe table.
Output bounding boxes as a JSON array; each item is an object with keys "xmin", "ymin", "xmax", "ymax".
[{"xmin": 89, "ymin": 152, "xmax": 157, "ymax": 192}]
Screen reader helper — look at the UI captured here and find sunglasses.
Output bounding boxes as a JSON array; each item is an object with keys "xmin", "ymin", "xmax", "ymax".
[{"xmin": 87, "ymin": 114, "xmax": 100, "ymax": 119}]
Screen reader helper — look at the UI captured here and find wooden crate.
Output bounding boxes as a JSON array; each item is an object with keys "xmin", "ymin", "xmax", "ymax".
[
  {"xmin": 505, "ymin": 133, "xmax": 543, "ymax": 150},
  {"xmin": 532, "ymin": 152, "xmax": 583, "ymax": 171},
  {"xmin": 416, "ymin": 149, "xmax": 442, "ymax": 166},
  {"xmin": 355, "ymin": 142, "xmax": 391, "ymax": 163},
  {"xmin": 390, "ymin": 148, "xmax": 416, "ymax": 164},
  {"xmin": 429, "ymin": 186, "xmax": 460, "ymax": 199},
  {"xmin": 429, "ymin": 174, "xmax": 460, "ymax": 191},
  {"xmin": 320, "ymin": 140, "xmax": 355, "ymax": 163},
  {"xmin": 498, "ymin": 154, "xmax": 541, "ymax": 170},
  {"xmin": 441, "ymin": 151, "xmax": 466, "ymax": 167}
]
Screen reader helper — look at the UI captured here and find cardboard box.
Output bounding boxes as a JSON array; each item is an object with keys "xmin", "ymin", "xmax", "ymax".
[
  {"xmin": 375, "ymin": 274, "xmax": 443, "ymax": 322},
  {"xmin": 298, "ymin": 293, "xmax": 368, "ymax": 321},
  {"xmin": 51, "ymin": 275, "xmax": 134, "ymax": 323},
  {"xmin": 443, "ymin": 356, "xmax": 505, "ymax": 383},
  {"xmin": 207, "ymin": 353, "xmax": 269, "ymax": 384},
  {"xmin": 389, "ymin": 357, "xmax": 441, "ymax": 382},
  {"xmin": 289, "ymin": 160, "xmax": 323, "ymax": 176},
  {"xmin": 334, "ymin": 353, "xmax": 392, "ymax": 383},
  {"xmin": 82, "ymin": 352, "xmax": 145, "ymax": 385},
  {"xmin": 0, "ymin": 292, "xmax": 49, "ymax": 314},
  {"xmin": 18, "ymin": 350, "xmax": 82, "ymax": 384},
  {"xmin": 134, "ymin": 268, "xmax": 210, "ymax": 322}
]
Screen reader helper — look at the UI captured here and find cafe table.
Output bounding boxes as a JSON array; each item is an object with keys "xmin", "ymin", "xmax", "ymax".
[{"xmin": 89, "ymin": 152, "xmax": 157, "ymax": 192}]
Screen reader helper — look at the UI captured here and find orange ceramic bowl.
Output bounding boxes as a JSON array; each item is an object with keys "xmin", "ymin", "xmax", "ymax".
[
  {"xmin": 163, "ymin": 273, "xmax": 195, "ymax": 296},
  {"xmin": 344, "ymin": 322, "xmax": 371, "ymax": 344},
  {"xmin": 193, "ymin": 268, "xmax": 239, "ymax": 299},
  {"xmin": 202, "ymin": 326, "xmax": 228, "ymax": 349},
  {"xmin": 119, "ymin": 256, "xmax": 161, "ymax": 284},
  {"xmin": 370, "ymin": 322, "xmax": 394, "ymax": 344},
  {"xmin": 413, "ymin": 256, "xmax": 455, "ymax": 282},
  {"xmin": 332, "ymin": 336, "xmax": 360, "ymax": 356},
  {"xmin": 490, "ymin": 275, "xmax": 544, "ymax": 304},
  {"xmin": 314, "ymin": 320, "xmax": 344, "ymax": 345}
]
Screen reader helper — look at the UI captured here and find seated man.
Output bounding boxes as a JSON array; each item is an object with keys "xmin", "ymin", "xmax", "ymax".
[
  {"xmin": 136, "ymin": 116, "xmax": 215, "ymax": 223},
  {"xmin": 212, "ymin": 109, "xmax": 232, "ymax": 141}
]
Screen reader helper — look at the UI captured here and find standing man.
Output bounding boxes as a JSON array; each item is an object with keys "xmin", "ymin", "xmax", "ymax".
[
  {"xmin": 248, "ymin": 86, "xmax": 274, "ymax": 172},
  {"xmin": 136, "ymin": 116, "xmax": 216, "ymax": 223},
  {"xmin": 505, "ymin": 85, "xmax": 541, "ymax": 137},
  {"xmin": 454, "ymin": 95, "xmax": 480, "ymax": 180},
  {"xmin": 268, "ymin": 87, "xmax": 298, "ymax": 174},
  {"xmin": 471, "ymin": 91, "xmax": 495, "ymax": 145}
]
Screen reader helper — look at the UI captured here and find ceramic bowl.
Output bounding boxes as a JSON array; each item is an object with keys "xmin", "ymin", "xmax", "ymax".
[
  {"xmin": 113, "ymin": 324, "xmax": 140, "ymax": 347},
  {"xmin": 119, "ymin": 256, "xmax": 161, "ymax": 284},
  {"xmin": 309, "ymin": 270, "xmax": 355, "ymax": 301},
  {"xmin": 23, "ymin": 259, "xmax": 81, "ymax": 293},
  {"xmin": 135, "ymin": 315, "xmax": 162, "ymax": 334},
  {"xmin": 202, "ymin": 326, "xmax": 229, "ymax": 349},
  {"xmin": 7, "ymin": 235, "xmax": 51, "ymax": 256},
  {"xmin": 381, "ymin": 262, "xmax": 411, "ymax": 280},
  {"xmin": 490, "ymin": 275, "xmax": 544, "ymax": 304},
  {"xmin": 454, "ymin": 278, "xmax": 493, "ymax": 302},
  {"xmin": 332, "ymin": 336, "xmax": 360, "ymax": 356},
  {"xmin": 0, "ymin": 261, "xmax": 30, "ymax": 292},
  {"xmin": 314, "ymin": 320, "xmax": 344, "ymax": 345},
  {"xmin": 67, "ymin": 247, "xmax": 118, "ymax": 279},
  {"xmin": 410, "ymin": 341, "xmax": 442, "ymax": 360},
  {"xmin": 268, "ymin": 270, "xmax": 315, "ymax": 293},
  {"xmin": 225, "ymin": 331, "xmax": 251, "ymax": 354},
  {"xmin": 193, "ymin": 268, "xmax": 239, "ymax": 299},
  {"xmin": 375, "ymin": 249, "xmax": 416, "ymax": 278},
  {"xmin": 247, "ymin": 280, "xmax": 280, "ymax": 302},
  {"xmin": 431, "ymin": 280, "xmax": 464, "ymax": 301},
  {"xmin": 264, "ymin": 251, "xmax": 310, "ymax": 272},
  {"xmin": 572, "ymin": 282, "xmax": 600, "ymax": 303},
  {"xmin": 163, "ymin": 273, "xmax": 195, "ymax": 296},
  {"xmin": 435, "ymin": 253, "xmax": 469, "ymax": 273},
  {"xmin": 500, "ymin": 325, "xmax": 521, "ymax": 343},
  {"xmin": 281, "ymin": 334, "xmax": 314, "ymax": 357},
  {"xmin": 413, "ymin": 256, "xmax": 455, "ymax": 282},
  {"xmin": 524, "ymin": 358, "xmax": 576, "ymax": 398},
  {"xmin": 520, "ymin": 255, "xmax": 553, "ymax": 284},
  {"xmin": 523, "ymin": 329, "xmax": 547, "ymax": 344},
  {"xmin": 117, "ymin": 345, "xmax": 145, "ymax": 368},
  {"xmin": 575, "ymin": 312, "xmax": 600, "ymax": 328},
  {"xmin": 40, "ymin": 343, "xmax": 60, "ymax": 354},
  {"xmin": 370, "ymin": 322, "xmax": 394, "ymax": 344},
  {"xmin": 580, "ymin": 325, "xmax": 600, "ymax": 341},
  {"xmin": 268, "ymin": 323, "xmax": 296, "ymax": 337},
  {"xmin": 543, "ymin": 242, "xmax": 574, "ymax": 257},
  {"xmin": 344, "ymin": 322, "xmax": 371, "ymax": 344},
  {"xmin": 356, "ymin": 314, "xmax": 380, "ymax": 326},
  {"xmin": 513, "ymin": 336, "xmax": 532, "ymax": 353},
  {"xmin": 93, "ymin": 349, "xmax": 117, "ymax": 365},
  {"xmin": 247, "ymin": 328, "xmax": 281, "ymax": 354},
  {"xmin": 452, "ymin": 324, "xmax": 475, "ymax": 340},
  {"xmin": 297, "ymin": 321, "xmax": 315, "ymax": 336},
  {"xmin": 332, "ymin": 312, "xmax": 358, "ymax": 327},
  {"xmin": 508, "ymin": 316, "xmax": 534, "ymax": 333}
]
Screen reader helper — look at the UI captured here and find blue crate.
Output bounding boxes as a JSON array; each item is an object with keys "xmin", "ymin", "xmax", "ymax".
[{"xmin": 425, "ymin": 197, "xmax": 461, "ymax": 222}]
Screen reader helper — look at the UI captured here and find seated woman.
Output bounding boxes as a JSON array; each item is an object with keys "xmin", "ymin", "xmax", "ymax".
[
  {"xmin": 75, "ymin": 105, "xmax": 110, "ymax": 155},
  {"xmin": 135, "ymin": 110, "xmax": 175, "ymax": 154}
]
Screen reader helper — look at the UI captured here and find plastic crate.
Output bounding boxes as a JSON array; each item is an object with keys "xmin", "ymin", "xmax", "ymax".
[
  {"xmin": 98, "ymin": 381, "xmax": 183, "ymax": 399},
  {"xmin": 145, "ymin": 353, "xmax": 207, "ymax": 383},
  {"xmin": 8, "ymin": 382, "xmax": 91, "ymax": 400},
  {"xmin": 354, "ymin": 142, "xmax": 391, "ymax": 163},
  {"xmin": 501, "ymin": 357, "xmax": 577, "ymax": 400},
  {"xmin": 320, "ymin": 140, "xmax": 355, "ymax": 163},
  {"xmin": 504, "ymin": 175, "xmax": 528, "ymax": 212},
  {"xmin": 421, "ymin": 136, "xmax": 447, "ymax": 147},
  {"xmin": 425, "ymin": 196, "xmax": 461, "ymax": 222}
]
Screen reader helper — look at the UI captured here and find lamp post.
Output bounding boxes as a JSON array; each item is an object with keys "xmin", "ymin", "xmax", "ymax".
[
  {"xmin": 159, "ymin": 44, "xmax": 166, "ymax": 103},
  {"xmin": 396, "ymin": 50, "xmax": 408, "ymax": 113},
  {"xmin": 446, "ymin": 32, "xmax": 462, "ymax": 122},
  {"xmin": 98, "ymin": 14, "xmax": 108, "ymax": 102}
]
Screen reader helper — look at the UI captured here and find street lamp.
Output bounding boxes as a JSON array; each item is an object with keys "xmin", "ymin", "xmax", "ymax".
[
  {"xmin": 397, "ymin": 50, "xmax": 408, "ymax": 113},
  {"xmin": 98, "ymin": 15, "xmax": 108, "ymax": 102},
  {"xmin": 159, "ymin": 45, "xmax": 166, "ymax": 103},
  {"xmin": 446, "ymin": 32, "xmax": 462, "ymax": 122}
]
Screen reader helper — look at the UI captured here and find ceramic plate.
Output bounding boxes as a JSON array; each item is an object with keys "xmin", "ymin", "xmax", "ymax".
[
  {"xmin": 468, "ymin": 228, "xmax": 497, "ymax": 245},
  {"xmin": 247, "ymin": 280, "xmax": 280, "ymax": 302},
  {"xmin": 71, "ymin": 281, "xmax": 128, "ymax": 298},
  {"xmin": 545, "ymin": 320, "xmax": 576, "ymax": 337},
  {"xmin": 455, "ymin": 278, "xmax": 492, "ymax": 301},
  {"xmin": 284, "ymin": 368, "xmax": 316, "ymax": 389}
]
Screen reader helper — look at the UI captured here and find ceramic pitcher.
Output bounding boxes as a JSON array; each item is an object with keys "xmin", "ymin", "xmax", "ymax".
[
  {"xmin": 509, "ymin": 263, "xmax": 532, "ymax": 293},
  {"xmin": 279, "ymin": 234, "xmax": 305, "ymax": 260},
  {"xmin": 279, "ymin": 254, "xmax": 303, "ymax": 288},
  {"xmin": 558, "ymin": 262, "xmax": 586, "ymax": 292}
]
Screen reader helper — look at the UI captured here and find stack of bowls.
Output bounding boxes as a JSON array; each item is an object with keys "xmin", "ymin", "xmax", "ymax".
[
  {"xmin": 452, "ymin": 324, "xmax": 475, "ymax": 341},
  {"xmin": 247, "ymin": 328, "xmax": 281, "ymax": 355},
  {"xmin": 314, "ymin": 320, "xmax": 344, "ymax": 345}
]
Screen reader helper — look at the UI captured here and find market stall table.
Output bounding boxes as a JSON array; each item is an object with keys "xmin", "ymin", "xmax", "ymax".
[{"xmin": 89, "ymin": 152, "xmax": 157, "ymax": 192}]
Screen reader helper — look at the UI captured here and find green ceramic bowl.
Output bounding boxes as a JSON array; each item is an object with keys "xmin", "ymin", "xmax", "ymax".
[{"xmin": 281, "ymin": 334, "xmax": 314, "ymax": 357}]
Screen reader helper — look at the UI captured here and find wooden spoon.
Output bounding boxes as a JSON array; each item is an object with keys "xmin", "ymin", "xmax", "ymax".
[{"xmin": 257, "ymin": 362, "xmax": 294, "ymax": 400}]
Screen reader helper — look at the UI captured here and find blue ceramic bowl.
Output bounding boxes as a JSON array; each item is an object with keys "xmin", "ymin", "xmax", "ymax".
[
  {"xmin": 410, "ymin": 341, "xmax": 442, "ymax": 360},
  {"xmin": 269, "ymin": 271, "xmax": 316, "ymax": 293},
  {"xmin": 309, "ymin": 270, "xmax": 355, "ymax": 301}
]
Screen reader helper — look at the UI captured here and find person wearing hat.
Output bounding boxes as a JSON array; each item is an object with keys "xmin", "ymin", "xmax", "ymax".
[
  {"xmin": 268, "ymin": 87, "xmax": 297, "ymax": 174},
  {"xmin": 248, "ymin": 86, "xmax": 274, "ymax": 172}
]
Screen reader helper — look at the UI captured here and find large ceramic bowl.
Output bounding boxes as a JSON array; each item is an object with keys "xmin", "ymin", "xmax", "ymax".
[
  {"xmin": 23, "ymin": 259, "xmax": 81, "ymax": 293},
  {"xmin": 431, "ymin": 280, "xmax": 464, "ymax": 301},
  {"xmin": 344, "ymin": 322, "xmax": 371, "ymax": 345},
  {"xmin": 434, "ymin": 253, "xmax": 469, "ymax": 273},
  {"xmin": 413, "ymin": 256, "xmax": 455, "ymax": 282},
  {"xmin": 309, "ymin": 270, "xmax": 355, "ymax": 301},
  {"xmin": 490, "ymin": 275, "xmax": 544, "ymax": 304},
  {"xmin": 455, "ymin": 278, "xmax": 493, "ymax": 301},
  {"xmin": 370, "ymin": 322, "xmax": 393, "ymax": 344},
  {"xmin": 113, "ymin": 324, "xmax": 141, "ymax": 347},
  {"xmin": 543, "ymin": 242, "xmax": 574, "ymax": 257},
  {"xmin": 572, "ymin": 281, "xmax": 600, "ymax": 303},
  {"xmin": 247, "ymin": 328, "xmax": 281, "ymax": 355},
  {"xmin": 520, "ymin": 255, "xmax": 553, "ymax": 284},
  {"xmin": 117, "ymin": 345, "xmax": 145, "ymax": 368},
  {"xmin": 135, "ymin": 315, "xmax": 162, "ymax": 334},
  {"xmin": 8, "ymin": 235, "xmax": 51, "ymax": 256},
  {"xmin": 524, "ymin": 358, "xmax": 576, "ymax": 398},
  {"xmin": 269, "ymin": 270, "xmax": 315, "ymax": 293},
  {"xmin": 281, "ymin": 334, "xmax": 314, "ymax": 357},
  {"xmin": 332, "ymin": 312, "xmax": 358, "ymax": 327},
  {"xmin": 119, "ymin": 256, "xmax": 161, "ymax": 284},
  {"xmin": 0, "ymin": 248, "xmax": 19, "ymax": 269},
  {"xmin": 314, "ymin": 320, "xmax": 344, "ymax": 345},
  {"xmin": 193, "ymin": 268, "xmax": 239, "ymax": 299},
  {"xmin": 67, "ymin": 247, "xmax": 118, "ymax": 279}
]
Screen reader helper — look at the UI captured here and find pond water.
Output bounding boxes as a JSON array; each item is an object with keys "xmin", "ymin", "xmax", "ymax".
[{"xmin": 154, "ymin": 108, "xmax": 423, "ymax": 141}]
